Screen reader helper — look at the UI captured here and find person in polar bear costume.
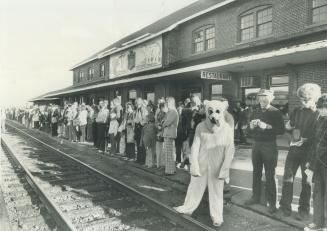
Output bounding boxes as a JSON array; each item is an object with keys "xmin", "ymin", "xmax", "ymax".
[{"xmin": 174, "ymin": 99, "xmax": 235, "ymax": 227}]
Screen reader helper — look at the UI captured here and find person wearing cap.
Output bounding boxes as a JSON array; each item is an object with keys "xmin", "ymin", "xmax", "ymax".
[
  {"xmin": 277, "ymin": 83, "xmax": 321, "ymax": 220},
  {"xmin": 245, "ymin": 89, "xmax": 285, "ymax": 214}
]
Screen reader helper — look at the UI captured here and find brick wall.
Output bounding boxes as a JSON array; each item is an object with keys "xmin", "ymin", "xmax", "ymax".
[{"xmin": 165, "ymin": 0, "xmax": 324, "ymax": 64}]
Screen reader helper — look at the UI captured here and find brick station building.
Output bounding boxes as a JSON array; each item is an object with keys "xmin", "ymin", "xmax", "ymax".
[{"xmin": 42, "ymin": 0, "xmax": 327, "ymax": 115}]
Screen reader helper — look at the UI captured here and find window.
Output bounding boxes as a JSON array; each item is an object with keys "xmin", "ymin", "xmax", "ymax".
[
  {"xmin": 100, "ymin": 63, "xmax": 105, "ymax": 77},
  {"xmin": 88, "ymin": 68, "xmax": 94, "ymax": 80},
  {"xmin": 257, "ymin": 7, "xmax": 273, "ymax": 37},
  {"xmin": 241, "ymin": 14, "xmax": 255, "ymax": 41},
  {"xmin": 269, "ymin": 75, "xmax": 289, "ymax": 117},
  {"xmin": 78, "ymin": 71, "xmax": 84, "ymax": 82},
  {"xmin": 312, "ymin": 0, "xmax": 327, "ymax": 23},
  {"xmin": 73, "ymin": 73, "xmax": 78, "ymax": 83},
  {"xmin": 211, "ymin": 84, "xmax": 223, "ymax": 100},
  {"xmin": 240, "ymin": 6, "xmax": 273, "ymax": 41},
  {"xmin": 192, "ymin": 25, "xmax": 216, "ymax": 53}
]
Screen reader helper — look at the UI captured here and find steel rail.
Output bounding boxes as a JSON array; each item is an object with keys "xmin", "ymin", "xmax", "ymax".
[
  {"xmin": 6, "ymin": 122, "xmax": 217, "ymax": 231},
  {"xmin": 1, "ymin": 136, "xmax": 78, "ymax": 231}
]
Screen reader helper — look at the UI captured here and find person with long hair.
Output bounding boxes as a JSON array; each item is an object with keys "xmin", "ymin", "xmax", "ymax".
[{"xmin": 162, "ymin": 97, "xmax": 179, "ymax": 175}]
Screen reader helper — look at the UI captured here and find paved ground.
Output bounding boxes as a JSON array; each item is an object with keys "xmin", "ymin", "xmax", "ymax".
[{"xmin": 2, "ymin": 120, "xmax": 305, "ymax": 230}]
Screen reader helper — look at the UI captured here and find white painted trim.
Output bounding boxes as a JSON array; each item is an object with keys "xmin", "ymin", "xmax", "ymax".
[
  {"xmin": 70, "ymin": 0, "xmax": 237, "ymax": 70},
  {"xmin": 47, "ymin": 39, "xmax": 327, "ymax": 97}
]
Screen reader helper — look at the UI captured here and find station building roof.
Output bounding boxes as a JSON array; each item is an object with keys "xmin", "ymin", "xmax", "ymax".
[{"xmin": 70, "ymin": 0, "xmax": 234, "ymax": 70}]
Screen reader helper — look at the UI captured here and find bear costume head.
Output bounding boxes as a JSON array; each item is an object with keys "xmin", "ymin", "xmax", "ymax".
[{"xmin": 203, "ymin": 100, "xmax": 226, "ymax": 132}]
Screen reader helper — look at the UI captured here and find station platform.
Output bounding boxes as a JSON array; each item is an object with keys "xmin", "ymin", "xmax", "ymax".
[{"xmin": 3, "ymin": 120, "xmax": 306, "ymax": 230}]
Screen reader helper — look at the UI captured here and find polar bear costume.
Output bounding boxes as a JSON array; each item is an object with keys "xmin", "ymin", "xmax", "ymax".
[{"xmin": 174, "ymin": 100, "xmax": 234, "ymax": 226}]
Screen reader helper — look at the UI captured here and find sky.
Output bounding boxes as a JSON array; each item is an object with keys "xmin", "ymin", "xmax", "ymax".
[{"xmin": 0, "ymin": 0, "xmax": 197, "ymax": 107}]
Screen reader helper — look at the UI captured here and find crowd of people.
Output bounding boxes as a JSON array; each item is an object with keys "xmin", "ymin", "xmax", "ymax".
[
  {"xmin": 4, "ymin": 95, "xmax": 231, "ymax": 176},
  {"xmin": 3, "ymin": 83, "xmax": 327, "ymax": 230}
]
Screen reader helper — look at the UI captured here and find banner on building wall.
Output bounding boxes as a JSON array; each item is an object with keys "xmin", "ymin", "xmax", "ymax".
[
  {"xmin": 200, "ymin": 71, "xmax": 232, "ymax": 81},
  {"xmin": 109, "ymin": 36, "xmax": 162, "ymax": 78}
]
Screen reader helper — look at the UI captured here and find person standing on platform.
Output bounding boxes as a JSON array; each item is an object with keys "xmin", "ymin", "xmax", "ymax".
[
  {"xmin": 304, "ymin": 94, "xmax": 327, "ymax": 231},
  {"xmin": 277, "ymin": 83, "xmax": 321, "ymax": 220},
  {"xmin": 96, "ymin": 101, "xmax": 109, "ymax": 153},
  {"xmin": 92, "ymin": 105, "xmax": 99, "ymax": 147},
  {"xmin": 108, "ymin": 112, "xmax": 119, "ymax": 156},
  {"xmin": 125, "ymin": 102, "xmax": 136, "ymax": 161},
  {"xmin": 51, "ymin": 106, "xmax": 59, "ymax": 137},
  {"xmin": 163, "ymin": 97, "xmax": 179, "ymax": 175},
  {"xmin": 78, "ymin": 104, "xmax": 88, "ymax": 143},
  {"xmin": 86, "ymin": 105, "xmax": 94, "ymax": 142},
  {"xmin": 176, "ymin": 102, "xmax": 186, "ymax": 168},
  {"xmin": 32, "ymin": 106, "xmax": 40, "ymax": 129},
  {"xmin": 112, "ymin": 97, "xmax": 123, "ymax": 154},
  {"xmin": 141, "ymin": 113, "xmax": 157, "ymax": 168},
  {"xmin": 155, "ymin": 101, "xmax": 166, "ymax": 168},
  {"xmin": 244, "ymin": 89, "xmax": 285, "ymax": 214},
  {"xmin": 134, "ymin": 98, "xmax": 148, "ymax": 164}
]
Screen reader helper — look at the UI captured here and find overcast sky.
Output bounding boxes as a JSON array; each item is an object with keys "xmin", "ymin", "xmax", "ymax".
[{"xmin": 0, "ymin": 0, "xmax": 197, "ymax": 107}]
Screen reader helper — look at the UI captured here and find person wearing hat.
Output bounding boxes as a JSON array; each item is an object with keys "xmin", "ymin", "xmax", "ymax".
[
  {"xmin": 245, "ymin": 89, "xmax": 285, "ymax": 214},
  {"xmin": 277, "ymin": 83, "xmax": 321, "ymax": 220}
]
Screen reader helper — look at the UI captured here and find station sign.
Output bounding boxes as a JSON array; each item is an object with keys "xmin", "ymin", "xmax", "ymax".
[
  {"xmin": 200, "ymin": 71, "xmax": 232, "ymax": 81},
  {"xmin": 109, "ymin": 36, "xmax": 162, "ymax": 79}
]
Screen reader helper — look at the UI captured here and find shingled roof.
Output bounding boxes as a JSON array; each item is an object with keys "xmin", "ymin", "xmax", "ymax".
[{"xmin": 71, "ymin": 0, "xmax": 231, "ymax": 70}]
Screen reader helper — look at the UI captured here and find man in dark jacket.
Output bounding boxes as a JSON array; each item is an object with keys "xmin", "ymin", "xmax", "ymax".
[
  {"xmin": 245, "ymin": 89, "xmax": 285, "ymax": 214},
  {"xmin": 304, "ymin": 94, "xmax": 327, "ymax": 231}
]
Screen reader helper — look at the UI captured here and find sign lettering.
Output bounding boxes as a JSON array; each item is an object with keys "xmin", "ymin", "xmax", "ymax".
[{"xmin": 201, "ymin": 71, "xmax": 231, "ymax": 81}]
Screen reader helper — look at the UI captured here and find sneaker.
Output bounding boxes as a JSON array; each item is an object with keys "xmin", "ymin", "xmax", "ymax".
[
  {"xmin": 244, "ymin": 198, "xmax": 259, "ymax": 206},
  {"xmin": 173, "ymin": 206, "xmax": 192, "ymax": 215},
  {"xmin": 304, "ymin": 223, "xmax": 326, "ymax": 231},
  {"xmin": 176, "ymin": 163, "xmax": 181, "ymax": 169},
  {"xmin": 183, "ymin": 165, "xmax": 189, "ymax": 171},
  {"xmin": 296, "ymin": 210, "xmax": 310, "ymax": 221},
  {"xmin": 213, "ymin": 221, "xmax": 223, "ymax": 227}
]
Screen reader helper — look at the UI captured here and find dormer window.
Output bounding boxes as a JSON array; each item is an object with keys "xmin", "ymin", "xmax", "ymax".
[
  {"xmin": 192, "ymin": 25, "xmax": 216, "ymax": 53},
  {"xmin": 100, "ymin": 63, "xmax": 105, "ymax": 77},
  {"xmin": 312, "ymin": 0, "xmax": 327, "ymax": 23},
  {"xmin": 239, "ymin": 6, "xmax": 273, "ymax": 42},
  {"xmin": 78, "ymin": 71, "xmax": 84, "ymax": 82},
  {"xmin": 88, "ymin": 68, "xmax": 94, "ymax": 80}
]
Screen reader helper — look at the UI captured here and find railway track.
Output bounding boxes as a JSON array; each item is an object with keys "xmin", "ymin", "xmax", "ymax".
[
  {"xmin": 0, "ymin": 145, "xmax": 57, "ymax": 231},
  {"xmin": 1, "ymin": 123, "xmax": 216, "ymax": 231}
]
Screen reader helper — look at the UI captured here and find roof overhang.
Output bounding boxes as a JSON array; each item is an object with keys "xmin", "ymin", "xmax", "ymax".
[
  {"xmin": 29, "ymin": 97, "xmax": 59, "ymax": 102},
  {"xmin": 47, "ymin": 39, "xmax": 327, "ymax": 97},
  {"xmin": 70, "ymin": 0, "xmax": 237, "ymax": 70}
]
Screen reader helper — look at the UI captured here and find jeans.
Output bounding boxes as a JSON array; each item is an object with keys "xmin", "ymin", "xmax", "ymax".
[
  {"xmin": 252, "ymin": 141, "xmax": 278, "ymax": 207},
  {"xmin": 279, "ymin": 146, "xmax": 311, "ymax": 214},
  {"xmin": 313, "ymin": 161, "xmax": 327, "ymax": 228}
]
